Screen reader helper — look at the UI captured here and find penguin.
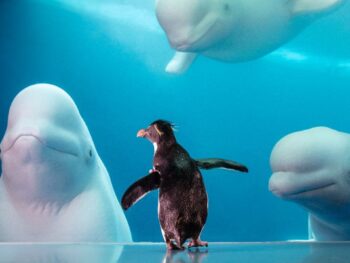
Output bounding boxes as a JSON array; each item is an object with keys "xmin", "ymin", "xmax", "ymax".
[{"xmin": 122, "ymin": 120, "xmax": 248, "ymax": 250}]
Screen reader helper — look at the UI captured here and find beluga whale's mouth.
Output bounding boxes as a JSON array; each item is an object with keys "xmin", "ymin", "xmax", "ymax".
[
  {"xmin": 286, "ymin": 182, "xmax": 337, "ymax": 199},
  {"xmin": 269, "ymin": 180, "xmax": 337, "ymax": 199},
  {"xmin": 269, "ymin": 171, "xmax": 337, "ymax": 200},
  {"xmin": 2, "ymin": 133, "xmax": 79, "ymax": 157}
]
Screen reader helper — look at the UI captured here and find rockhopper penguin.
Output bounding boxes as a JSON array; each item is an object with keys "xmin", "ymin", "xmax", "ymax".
[{"xmin": 122, "ymin": 120, "xmax": 248, "ymax": 250}]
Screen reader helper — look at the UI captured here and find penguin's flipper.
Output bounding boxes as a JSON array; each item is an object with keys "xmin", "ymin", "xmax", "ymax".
[
  {"xmin": 195, "ymin": 158, "xmax": 248, "ymax": 173},
  {"xmin": 121, "ymin": 171, "xmax": 160, "ymax": 210}
]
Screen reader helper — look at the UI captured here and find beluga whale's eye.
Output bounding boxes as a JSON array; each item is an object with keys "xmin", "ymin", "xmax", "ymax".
[{"xmin": 89, "ymin": 149, "xmax": 92, "ymax": 158}]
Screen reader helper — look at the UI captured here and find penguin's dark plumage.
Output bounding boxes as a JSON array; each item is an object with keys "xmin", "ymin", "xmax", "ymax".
[{"xmin": 122, "ymin": 120, "xmax": 248, "ymax": 250}]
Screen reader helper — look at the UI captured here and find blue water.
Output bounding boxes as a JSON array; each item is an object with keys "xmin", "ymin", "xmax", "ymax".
[{"xmin": 0, "ymin": 0, "xmax": 350, "ymax": 243}]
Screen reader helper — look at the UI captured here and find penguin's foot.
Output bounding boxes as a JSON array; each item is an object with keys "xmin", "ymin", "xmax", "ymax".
[
  {"xmin": 166, "ymin": 241, "xmax": 185, "ymax": 251},
  {"xmin": 188, "ymin": 239, "xmax": 208, "ymax": 248}
]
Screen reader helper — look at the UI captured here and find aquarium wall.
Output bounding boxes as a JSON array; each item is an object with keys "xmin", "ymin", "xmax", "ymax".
[{"xmin": 0, "ymin": 0, "xmax": 349, "ymax": 242}]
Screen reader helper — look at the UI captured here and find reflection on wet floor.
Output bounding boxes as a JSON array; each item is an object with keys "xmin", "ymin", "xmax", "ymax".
[
  {"xmin": 162, "ymin": 249, "xmax": 208, "ymax": 263},
  {"xmin": 0, "ymin": 242, "xmax": 350, "ymax": 263}
]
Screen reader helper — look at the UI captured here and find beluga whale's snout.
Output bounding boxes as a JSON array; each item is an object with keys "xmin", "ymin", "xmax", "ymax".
[
  {"xmin": 269, "ymin": 171, "xmax": 337, "ymax": 200},
  {"xmin": 2, "ymin": 131, "xmax": 80, "ymax": 160},
  {"xmin": 0, "ymin": 84, "xmax": 92, "ymax": 204},
  {"xmin": 1, "ymin": 84, "xmax": 87, "ymax": 159}
]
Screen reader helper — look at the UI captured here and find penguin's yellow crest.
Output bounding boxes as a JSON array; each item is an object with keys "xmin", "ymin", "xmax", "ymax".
[{"xmin": 154, "ymin": 125, "xmax": 164, "ymax": 136}]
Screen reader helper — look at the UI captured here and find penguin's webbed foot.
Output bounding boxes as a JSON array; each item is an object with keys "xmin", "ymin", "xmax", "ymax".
[
  {"xmin": 188, "ymin": 239, "xmax": 208, "ymax": 248},
  {"xmin": 166, "ymin": 241, "xmax": 185, "ymax": 251}
]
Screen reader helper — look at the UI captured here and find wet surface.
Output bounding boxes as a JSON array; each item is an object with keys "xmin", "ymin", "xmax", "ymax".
[{"xmin": 0, "ymin": 242, "xmax": 349, "ymax": 263}]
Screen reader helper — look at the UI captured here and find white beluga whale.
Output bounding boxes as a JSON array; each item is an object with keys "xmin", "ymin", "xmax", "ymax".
[
  {"xmin": 156, "ymin": 0, "xmax": 344, "ymax": 74},
  {"xmin": 0, "ymin": 244, "xmax": 123, "ymax": 263},
  {"xmin": 269, "ymin": 127, "xmax": 350, "ymax": 241},
  {"xmin": 0, "ymin": 84, "xmax": 132, "ymax": 242}
]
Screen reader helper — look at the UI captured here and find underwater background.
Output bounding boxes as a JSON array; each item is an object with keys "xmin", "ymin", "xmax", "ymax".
[{"xmin": 0, "ymin": 0, "xmax": 349, "ymax": 242}]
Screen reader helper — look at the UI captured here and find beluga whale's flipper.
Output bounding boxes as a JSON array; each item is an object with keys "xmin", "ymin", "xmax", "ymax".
[
  {"xmin": 165, "ymin": 52, "xmax": 197, "ymax": 74},
  {"xmin": 291, "ymin": 0, "xmax": 344, "ymax": 15}
]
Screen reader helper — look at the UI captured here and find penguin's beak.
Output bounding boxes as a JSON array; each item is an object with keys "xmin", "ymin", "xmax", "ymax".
[{"xmin": 137, "ymin": 129, "xmax": 147, "ymax": 138}]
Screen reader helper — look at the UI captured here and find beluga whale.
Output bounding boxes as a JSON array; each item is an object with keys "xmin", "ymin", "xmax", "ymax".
[
  {"xmin": 269, "ymin": 127, "xmax": 350, "ymax": 241},
  {"xmin": 0, "ymin": 83, "xmax": 132, "ymax": 242},
  {"xmin": 155, "ymin": 0, "xmax": 344, "ymax": 74}
]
